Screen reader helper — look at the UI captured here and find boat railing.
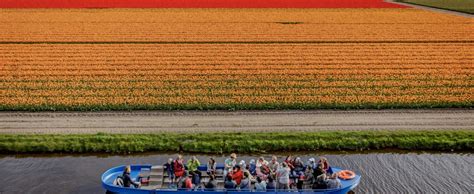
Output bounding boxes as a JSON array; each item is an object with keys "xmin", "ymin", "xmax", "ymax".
[{"xmin": 168, "ymin": 188, "xmax": 346, "ymax": 193}]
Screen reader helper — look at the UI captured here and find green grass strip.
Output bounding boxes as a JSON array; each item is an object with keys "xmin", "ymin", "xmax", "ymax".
[{"xmin": 0, "ymin": 130, "xmax": 472, "ymax": 154}]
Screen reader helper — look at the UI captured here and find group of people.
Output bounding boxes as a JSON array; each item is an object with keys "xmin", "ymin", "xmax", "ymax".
[{"xmin": 162, "ymin": 153, "xmax": 342, "ymax": 191}]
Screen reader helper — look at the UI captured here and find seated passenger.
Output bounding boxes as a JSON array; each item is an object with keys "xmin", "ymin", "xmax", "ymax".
[
  {"xmin": 122, "ymin": 165, "xmax": 140, "ymax": 188},
  {"xmin": 232, "ymin": 165, "xmax": 244, "ymax": 185},
  {"xmin": 256, "ymin": 157, "xmax": 270, "ymax": 179},
  {"xmin": 207, "ymin": 157, "xmax": 217, "ymax": 176},
  {"xmin": 243, "ymin": 164, "xmax": 255, "ymax": 183},
  {"xmin": 326, "ymin": 173, "xmax": 342, "ymax": 189},
  {"xmin": 276, "ymin": 162, "xmax": 290, "ymax": 191},
  {"xmin": 224, "ymin": 153, "xmax": 237, "ymax": 177},
  {"xmin": 269, "ymin": 155, "xmax": 280, "ymax": 174},
  {"xmin": 318, "ymin": 157, "xmax": 333, "ymax": 175},
  {"xmin": 239, "ymin": 160, "xmax": 247, "ymax": 170},
  {"xmin": 204, "ymin": 174, "xmax": 217, "ymax": 191},
  {"xmin": 178, "ymin": 171, "xmax": 193, "ymax": 189},
  {"xmin": 293, "ymin": 157, "xmax": 305, "ymax": 177},
  {"xmin": 164, "ymin": 158, "xmax": 175, "ymax": 184},
  {"xmin": 249, "ymin": 159, "xmax": 257, "ymax": 176},
  {"xmin": 307, "ymin": 158, "xmax": 317, "ymax": 172},
  {"xmin": 224, "ymin": 174, "xmax": 237, "ymax": 189},
  {"xmin": 174, "ymin": 155, "xmax": 185, "ymax": 181},
  {"xmin": 304, "ymin": 165, "xmax": 314, "ymax": 184},
  {"xmin": 259, "ymin": 163, "xmax": 271, "ymax": 179},
  {"xmin": 313, "ymin": 164, "xmax": 325, "ymax": 181},
  {"xmin": 255, "ymin": 176, "xmax": 267, "ymax": 191},
  {"xmin": 256, "ymin": 157, "xmax": 269, "ymax": 168},
  {"xmin": 187, "ymin": 156, "xmax": 201, "ymax": 185},
  {"xmin": 284, "ymin": 155, "xmax": 295, "ymax": 171},
  {"xmin": 240, "ymin": 171, "xmax": 251, "ymax": 190}
]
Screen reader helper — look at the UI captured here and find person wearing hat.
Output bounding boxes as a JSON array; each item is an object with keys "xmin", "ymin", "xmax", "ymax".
[{"xmin": 224, "ymin": 153, "xmax": 237, "ymax": 177}]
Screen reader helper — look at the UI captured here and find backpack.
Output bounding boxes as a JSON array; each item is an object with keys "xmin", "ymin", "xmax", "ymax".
[{"xmin": 261, "ymin": 165, "xmax": 271, "ymax": 174}]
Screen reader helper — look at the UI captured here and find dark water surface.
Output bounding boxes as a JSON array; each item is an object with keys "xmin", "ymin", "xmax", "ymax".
[{"xmin": 1, "ymin": 152, "xmax": 472, "ymax": 194}]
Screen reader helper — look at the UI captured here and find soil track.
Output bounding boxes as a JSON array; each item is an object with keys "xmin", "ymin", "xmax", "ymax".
[{"xmin": 0, "ymin": 109, "xmax": 472, "ymax": 134}]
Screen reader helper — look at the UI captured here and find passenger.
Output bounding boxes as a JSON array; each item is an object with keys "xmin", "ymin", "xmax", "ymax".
[
  {"xmin": 276, "ymin": 162, "xmax": 290, "ymax": 191},
  {"xmin": 259, "ymin": 162, "xmax": 271, "ymax": 179},
  {"xmin": 249, "ymin": 159, "xmax": 257, "ymax": 176},
  {"xmin": 164, "ymin": 158, "xmax": 175, "ymax": 184},
  {"xmin": 293, "ymin": 157, "xmax": 305, "ymax": 177},
  {"xmin": 307, "ymin": 158, "xmax": 317, "ymax": 171},
  {"xmin": 224, "ymin": 174, "xmax": 237, "ymax": 189},
  {"xmin": 187, "ymin": 156, "xmax": 202, "ymax": 185},
  {"xmin": 256, "ymin": 157, "xmax": 269, "ymax": 168},
  {"xmin": 266, "ymin": 176, "xmax": 276, "ymax": 191},
  {"xmin": 293, "ymin": 157, "xmax": 305, "ymax": 187},
  {"xmin": 174, "ymin": 155, "xmax": 185, "ymax": 181},
  {"xmin": 318, "ymin": 157, "xmax": 334, "ymax": 175},
  {"xmin": 224, "ymin": 153, "xmax": 237, "ymax": 177},
  {"xmin": 239, "ymin": 160, "xmax": 247, "ymax": 170},
  {"xmin": 312, "ymin": 174, "xmax": 328, "ymax": 190},
  {"xmin": 326, "ymin": 173, "xmax": 342, "ymax": 189},
  {"xmin": 240, "ymin": 171, "xmax": 251, "ymax": 190},
  {"xmin": 255, "ymin": 176, "xmax": 267, "ymax": 191},
  {"xmin": 304, "ymin": 164, "xmax": 315, "ymax": 184},
  {"xmin": 313, "ymin": 164, "xmax": 325, "ymax": 180},
  {"xmin": 206, "ymin": 157, "xmax": 217, "ymax": 176},
  {"xmin": 122, "ymin": 165, "xmax": 140, "ymax": 188},
  {"xmin": 204, "ymin": 174, "xmax": 218, "ymax": 191},
  {"xmin": 269, "ymin": 155, "xmax": 280, "ymax": 173},
  {"xmin": 232, "ymin": 165, "xmax": 244, "ymax": 185},
  {"xmin": 284, "ymin": 155, "xmax": 295, "ymax": 170},
  {"xmin": 243, "ymin": 162, "xmax": 254, "ymax": 182},
  {"xmin": 256, "ymin": 157, "xmax": 269, "ymax": 178},
  {"xmin": 178, "ymin": 171, "xmax": 193, "ymax": 189},
  {"xmin": 296, "ymin": 172, "xmax": 305, "ymax": 191}
]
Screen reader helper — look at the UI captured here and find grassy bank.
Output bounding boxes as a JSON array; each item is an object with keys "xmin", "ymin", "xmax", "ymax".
[
  {"xmin": 397, "ymin": 0, "xmax": 474, "ymax": 14},
  {"xmin": 0, "ymin": 130, "xmax": 472, "ymax": 154}
]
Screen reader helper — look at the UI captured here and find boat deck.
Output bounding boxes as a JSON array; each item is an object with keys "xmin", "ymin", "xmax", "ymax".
[
  {"xmin": 139, "ymin": 165, "xmax": 317, "ymax": 190},
  {"xmin": 101, "ymin": 164, "xmax": 361, "ymax": 193}
]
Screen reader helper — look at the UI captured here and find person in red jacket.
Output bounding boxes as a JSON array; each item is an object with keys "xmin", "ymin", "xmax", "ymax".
[
  {"xmin": 174, "ymin": 155, "xmax": 185, "ymax": 181},
  {"xmin": 232, "ymin": 165, "xmax": 244, "ymax": 186}
]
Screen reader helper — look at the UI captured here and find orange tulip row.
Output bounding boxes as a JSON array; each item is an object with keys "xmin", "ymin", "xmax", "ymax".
[{"xmin": 0, "ymin": 9, "xmax": 473, "ymax": 42}]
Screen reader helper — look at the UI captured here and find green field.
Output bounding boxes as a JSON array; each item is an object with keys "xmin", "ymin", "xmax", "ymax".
[
  {"xmin": 398, "ymin": 0, "xmax": 474, "ymax": 14},
  {"xmin": 1, "ymin": 130, "xmax": 472, "ymax": 154}
]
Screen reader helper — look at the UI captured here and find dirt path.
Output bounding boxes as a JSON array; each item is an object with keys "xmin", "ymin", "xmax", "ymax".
[
  {"xmin": 386, "ymin": 0, "xmax": 473, "ymax": 18},
  {"xmin": 0, "ymin": 109, "xmax": 472, "ymax": 134}
]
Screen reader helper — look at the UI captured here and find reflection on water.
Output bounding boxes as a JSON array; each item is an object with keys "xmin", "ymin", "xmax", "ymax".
[{"xmin": 0, "ymin": 152, "xmax": 473, "ymax": 194}]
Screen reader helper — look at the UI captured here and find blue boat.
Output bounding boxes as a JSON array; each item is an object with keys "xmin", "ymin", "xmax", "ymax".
[{"xmin": 102, "ymin": 163, "xmax": 360, "ymax": 194}]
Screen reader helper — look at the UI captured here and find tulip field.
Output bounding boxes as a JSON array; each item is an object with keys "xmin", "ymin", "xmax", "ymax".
[
  {"xmin": 0, "ymin": 0, "xmax": 406, "ymax": 8},
  {"xmin": 0, "ymin": 2, "xmax": 472, "ymax": 110}
]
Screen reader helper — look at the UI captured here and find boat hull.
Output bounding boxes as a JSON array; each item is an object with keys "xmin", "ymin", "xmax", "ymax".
[{"xmin": 102, "ymin": 164, "xmax": 360, "ymax": 194}]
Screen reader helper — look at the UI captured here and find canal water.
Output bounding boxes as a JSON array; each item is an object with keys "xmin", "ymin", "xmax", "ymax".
[{"xmin": 1, "ymin": 152, "xmax": 472, "ymax": 194}]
